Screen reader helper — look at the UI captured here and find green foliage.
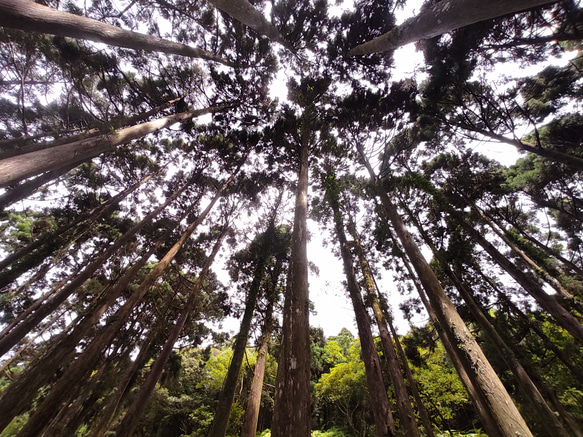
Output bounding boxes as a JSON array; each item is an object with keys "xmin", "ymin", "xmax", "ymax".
[{"xmin": 0, "ymin": 415, "xmax": 28, "ymax": 437}]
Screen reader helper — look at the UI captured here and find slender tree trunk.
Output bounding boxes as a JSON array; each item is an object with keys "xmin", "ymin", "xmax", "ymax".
[
  {"xmin": 0, "ymin": 177, "xmax": 189, "ymax": 358},
  {"xmin": 241, "ymin": 316, "xmax": 273, "ymax": 437},
  {"xmin": 385, "ymin": 307, "xmax": 435, "ymax": 437},
  {"xmin": 0, "ymin": 238, "xmax": 163, "ymax": 431},
  {"xmin": 208, "ymin": 0, "xmax": 290, "ymax": 48},
  {"xmin": 0, "ymin": 164, "xmax": 241, "ymax": 433},
  {"xmin": 346, "ymin": 217, "xmax": 420, "ymax": 437},
  {"xmin": 0, "ymin": 173, "xmax": 153, "ymax": 279},
  {"xmin": 241, "ymin": 246, "xmax": 284, "ymax": 437},
  {"xmin": 348, "ymin": 0, "xmax": 558, "ymax": 55},
  {"xmin": 356, "ymin": 145, "xmax": 533, "ymax": 437},
  {"xmin": 208, "ymin": 227, "xmax": 274, "ymax": 437},
  {"xmin": 467, "ymin": 197, "xmax": 577, "ymax": 300},
  {"xmin": 0, "ymin": 0, "xmax": 233, "ymax": 65},
  {"xmin": 473, "ymin": 129, "xmax": 583, "ymax": 171},
  {"xmin": 114, "ymin": 232, "xmax": 226, "ymax": 437},
  {"xmin": 86, "ymin": 330, "xmax": 158, "ymax": 437},
  {"xmin": 401, "ymin": 196, "xmax": 575, "ymax": 435},
  {"xmin": 0, "ymin": 98, "xmax": 182, "ymax": 161},
  {"xmin": 11, "ymin": 175, "xmax": 233, "ymax": 436},
  {"xmin": 385, "ymin": 224, "xmax": 499, "ymax": 437},
  {"xmin": 0, "ymin": 103, "xmax": 232, "ymax": 188},
  {"xmin": 0, "ymin": 162, "xmax": 76, "ymax": 209},
  {"xmin": 457, "ymin": 216, "xmax": 583, "ymax": 344},
  {"xmin": 241, "ymin": 332, "xmax": 269, "ymax": 437},
  {"xmin": 326, "ymin": 177, "xmax": 396, "ymax": 437},
  {"xmin": 272, "ymin": 125, "xmax": 311, "ymax": 437},
  {"xmin": 478, "ymin": 270, "xmax": 583, "ymax": 385},
  {"xmin": 446, "ymin": 265, "xmax": 570, "ymax": 436}
]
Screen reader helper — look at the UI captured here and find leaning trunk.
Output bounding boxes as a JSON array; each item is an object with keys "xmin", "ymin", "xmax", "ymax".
[
  {"xmin": 208, "ymin": 229, "xmax": 271, "ymax": 437},
  {"xmin": 327, "ymin": 180, "xmax": 396, "ymax": 437},
  {"xmin": 347, "ymin": 218, "xmax": 419, "ymax": 437},
  {"xmin": 0, "ymin": 104, "xmax": 232, "ymax": 188},
  {"xmin": 457, "ymin": 216, "xmax": 583, "ymax": 344},
  {"xmin": 0, "ymin": 177, "xmax": 190, "ymax": 358},
  {"xmin": 114, "ymin": 233, "xmax": 225, "ymax": 436},
  {"xmin": 4, "ymin": 169, "xmax": 238, "ymax": 436},
  {"xmin": 0, "ymin": 0, "xmax": 232, "ymax": 65},
  {"xmin": 357, "ymin": 145, "xmax": 533, "ymax": 437},
  {"xmin": 348, "ymin": 0, "xmax": 557, "ymax": 55}
]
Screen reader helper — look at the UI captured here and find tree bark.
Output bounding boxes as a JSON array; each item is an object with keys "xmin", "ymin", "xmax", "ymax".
[
  {"xmin": 208, "ymin": 226, "xmax": 273, "ymax": 437},
  {"xmin": 0, "ymin": 177, "xmax": 189, "ymax": 358},
  {"xmin": 0, "ymin": 104, "xmax": 232, "ymax": 188},
  {"xmin": 326, "ymin": 177, "xmax": 396, "ymax": 437},
  {"xmin": 85, "ymin": 329, "xmax": 158, "ymax": 437},
  {"xmin": 404, "ymin": 197, "xmax": 573, "ymax": 436},
  {"xmin": 346, "ymin": 217, "xmax": 420, "ymax": 437},
  {"xmin": 356, "ymin": 145, "xmax": 533, "ymax": 437},
  {"xmin": 457, "ymin": 216, "xmax": 583, "ymax": 344},
  {"xmin": 0, "ymin": 98, "xmax": 182, "ymax": 161},
  {"xmin": 385, "ymin": 223, "xmax": 500, "ymax": 437},
  {"xmin": 444, "ymin": 262, "xmax": 570, "ymax": 436},
  {"xmin": 10, "ymin": 170, "xmax": 237, "ymax": 437},
  {"xmin": 208, "ymin": 0, "xmax": 290, "ymax": 48},
  {"xmin": 241, "ymin": 244, "xmax": 284, "ymax": 437},
  {"xmin": 385, "ymin": 306, "xmax": 435, "ymax": 437},
  {"xmin": 271, "ymin": 124, "xmax": 311, "ymax": 437},
  {"xmin": 114, "ymin": 232, "xmax": 226, "ymax": 437},
  {"xmin": 0, "ymin": 238, "xmax": 162, "ymax": 432},
  {"xmin": 0, "ymin": 162, "xmax": 76, "ymax": 209},
  {"xmin": 348, "ymin": 0, "xmax": 558, "ymax": 55},
  {"xmin": 0, "ymin": 0, "xmax": 233, "ymax": 65}
]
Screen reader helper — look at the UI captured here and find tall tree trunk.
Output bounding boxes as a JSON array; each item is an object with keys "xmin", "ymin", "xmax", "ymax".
[
  {"xmin": 357, "ymin": 145, "xmax": 533, "ymax": 437},
  {"xmin": 0, "ymin": 173, "xmax": 153, "ymax": 281},
  {"xmin": 346, "ymin": 216, "xmax": 420, "ymax": 437},
  {"xmin": 0, "ymin": 238, "xmax": 162, "ymax": 431},
  {"xmin": 86, "ymin": 329, "xmax": 158, "ymax": 437},
  {"xmin": 385, "ymin": 305, "xmax": 435, "ymax": 437},
  {"xmin": 208, "ymin": 0, "xmax": 290, "ymax": 48},
  {"xmin": 0, "ymin": 0, "xmax": 233, "ymax": 65},
  {"xmin": 470, "ymin": 129, "xmax": 583, "ymax": 171},
  {"xmin": 325, "ymin": 176, "xmax": 396, "ymax": 437},
  {"xmin": 271, "ymin": 124, "xmax": 311, "ymax": 437},
  {"xmin": 348, "ymin": 0, "xmax": 558, "ymax": 55},
  {"xmin": 241, "ymin": 245, "xmax": 284, "ymax": 437},
  {"xmin": 0, "ymin": 165, "xmax": 241, "ymax": 434},
  {"xmin": 441, "ymin": 261, "xmax": 570, "ymax": 435},
  {"xmin": 11, "ymin": 177, "xmax": 233, "ymax": 437},
  {"xmin": 208, "ymin": 225, "xmax": 275, "ymax": 437},
  {"xmin": 0, "ymin": 162, "xmax": 76, "ymax": 209},
  {"xmin": 478, "ymin": 270, "xmax": 583, "ymax": 385},
  {"xmin": 114, "ymin": 232, "xmax": 226, "ymax": 437},
  {"xmin": 0, "ymin": 176, "xmax": 189, "ymax": 358},
  {"xmin": 452, "ymin": 272, "xmax": 573, "ymax": 437},
  {"xmin": 0, "ymin": 98, "xmax": 182, "ymax": 160},
  {"xmin": 384, "ymin": 222, "xmax": 499, "ymax": 437},
  {"xmin": 466, "ymin": 197, "xmax": 578, "ymax": 300},
  {"xmin": 456, "ymin": 215, "xmax": 583, "ymax": 344},
  {"xmin": 402, "ymin": 197, "xmax": 574, "ymax": 436},
  {"xmin": 0, "ymin": 103, "xmax": 232, "ymax": 188}
]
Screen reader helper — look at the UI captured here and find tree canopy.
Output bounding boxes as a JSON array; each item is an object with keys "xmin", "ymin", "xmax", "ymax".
[{"xmin": 1, "ymin": 0, "xmax": 583, "ymax": 436}]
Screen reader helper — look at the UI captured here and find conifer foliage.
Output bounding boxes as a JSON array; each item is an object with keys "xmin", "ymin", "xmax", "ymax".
[{"xmin": 1, "ymin": 0, "xmax": 583, "ymax": 436}]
